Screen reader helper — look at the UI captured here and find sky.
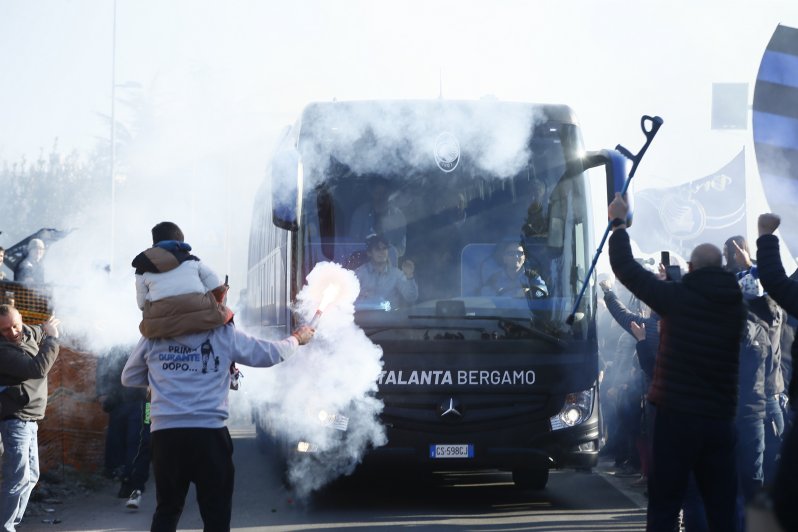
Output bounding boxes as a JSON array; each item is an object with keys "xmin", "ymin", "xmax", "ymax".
[{"xmin": 1, "ymin": 0, "xmax": 797, "ymax": 329}]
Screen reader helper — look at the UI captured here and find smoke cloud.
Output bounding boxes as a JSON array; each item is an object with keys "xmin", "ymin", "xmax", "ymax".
[
  {"xmin": 312, "ymin": 102, "xmax": 539, "ymax": 177},
  {"xmin": 271, "ymin": 101, "xmax": 543, "ymax": 208},
  {"xmin": 246, "ymin": 262, "xmax": 386, "ymax": 498},
  {"xmin": 45, "ymin": 234, "xmax": 142, "ymax": 354}
]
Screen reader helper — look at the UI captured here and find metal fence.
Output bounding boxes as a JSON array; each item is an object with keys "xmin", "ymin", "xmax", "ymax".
[{"xmin": 0, "ymin": 280, "xmax": 51, "ymax": 324}]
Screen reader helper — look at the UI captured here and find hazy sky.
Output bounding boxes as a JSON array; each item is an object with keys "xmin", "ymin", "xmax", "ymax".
[
  {"xmin": 2, "ymin": 1, "xmax": 796, "ymax": 167},
  {"xmin": 1, "ymin": 0, "xmax": 796, "ymax": 308}
]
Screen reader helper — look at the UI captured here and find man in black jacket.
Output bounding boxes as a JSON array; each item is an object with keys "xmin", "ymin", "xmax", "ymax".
[
  {"xmin": 754, "ymin": 213, "xmax": 798, "ymax": 532},
  {"xmin": 608, "ymin": 193, "xmax": 745, "ymax": 532},
  {"xmin": 0, "ymin": 304, "xmax": 60, "ymax": 532}
]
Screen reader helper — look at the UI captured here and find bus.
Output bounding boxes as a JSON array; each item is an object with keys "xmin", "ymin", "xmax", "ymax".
[{"xmin": 244, "ymin": 99, "xmax": 603, "ymax": 489}]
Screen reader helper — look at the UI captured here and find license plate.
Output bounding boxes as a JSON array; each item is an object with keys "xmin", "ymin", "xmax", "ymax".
[{"xmin": 429, "ymin": 444, "xmax": 474, "ymax": 459}]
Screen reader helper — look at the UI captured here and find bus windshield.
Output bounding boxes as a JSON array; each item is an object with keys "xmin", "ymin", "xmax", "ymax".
[{"xmin": 296, "ymin": 108, "xmax": 593, "ymax": 337}]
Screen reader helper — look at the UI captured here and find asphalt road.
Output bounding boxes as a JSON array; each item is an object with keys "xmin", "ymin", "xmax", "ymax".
[{"xmin": 22, "ymin": 426, "xmax": 648, "ymax": 532}]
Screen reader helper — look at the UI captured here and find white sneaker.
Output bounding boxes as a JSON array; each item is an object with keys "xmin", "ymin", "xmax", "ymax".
[{"xmin": 126, "ymin": 489, "xmax": 142, "ymax": 510}]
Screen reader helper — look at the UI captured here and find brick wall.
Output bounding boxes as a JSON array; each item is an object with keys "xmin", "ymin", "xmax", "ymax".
[{"xmin": 39, "ymin": 346, "xmax": 107, "ymax": 476}]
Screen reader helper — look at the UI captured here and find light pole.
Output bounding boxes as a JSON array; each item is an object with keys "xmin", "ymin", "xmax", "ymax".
[{"xmin": 109, "ymin": 0, "xmax": 117, "ymax": 273}]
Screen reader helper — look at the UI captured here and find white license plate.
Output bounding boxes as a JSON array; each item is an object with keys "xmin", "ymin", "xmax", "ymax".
[{"xmin": 429, "ymin": 444, "xmax": 474, "ymax": 459}]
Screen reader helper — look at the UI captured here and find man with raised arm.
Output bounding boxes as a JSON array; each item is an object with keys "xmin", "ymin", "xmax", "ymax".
[
  {"xmin": 607, "ymin": 193, "xmax": 745, "ymax": 532},
  {"xmin": 122, "ymin": 320, "xmax": 314, "ymax": 532},
  {"xmin": 754, "ymin": 212, "xmax": 798, "ymax": 532},
  {"xmin": 0, "ymin": 305, "xmax": 61, "ymax": 532}
]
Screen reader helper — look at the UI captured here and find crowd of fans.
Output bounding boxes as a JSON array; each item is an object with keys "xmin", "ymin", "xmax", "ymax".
[{"xmin": 600, "ymin": 201, "xmax": 797, "ymax": 531}]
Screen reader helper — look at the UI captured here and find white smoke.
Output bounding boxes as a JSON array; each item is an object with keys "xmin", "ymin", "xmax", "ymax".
[
  {"xmin": 247, "ymin": 262, "xmax": 386, "ymax": 499},
  {"xmin": 41, "ymin": 208, "xmax": 145, "ymax": 355},
  {"xmin": 315, "ymin": 102, "xmax": 539, "ymax": 178},
  {"xmin": 270, "ymin": 101, "xmax": 543, "ymax": 209}
]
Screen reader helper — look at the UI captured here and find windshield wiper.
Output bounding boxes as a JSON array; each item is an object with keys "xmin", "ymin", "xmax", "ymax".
[
  {"xmin": 482, "ymin": 316, "xmax": 566, "ymax": 348},
  {"xmin": 494, "ymin": 316, "xmax": 565, "ymax": 348},
  {"xmin": 360, "ymin": 323, "xmax": 486, "ymax": 339},
  {"xmin": 404, "ymin": 314, "xmax": 565, "ymax": 348}
]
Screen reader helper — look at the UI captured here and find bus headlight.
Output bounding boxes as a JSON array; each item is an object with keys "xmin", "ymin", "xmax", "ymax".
[
  {"xmin": 550, "ymin": 388, "xmax": 594, "ymax": 431},
  {"xmin": 297, "ymin": 441, "xmax": 319, "ymax": 453}
]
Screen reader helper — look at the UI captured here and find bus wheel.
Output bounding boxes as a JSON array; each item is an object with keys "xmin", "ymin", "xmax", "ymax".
[{"xmin": 512, "ymin": 468, "xmax": 549, "ymax": 490}]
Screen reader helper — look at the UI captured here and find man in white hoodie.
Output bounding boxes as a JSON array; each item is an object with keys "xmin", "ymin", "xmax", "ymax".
[{"xmin": 121, "ymin": 322, "xmax": 314, "ymax": 532}]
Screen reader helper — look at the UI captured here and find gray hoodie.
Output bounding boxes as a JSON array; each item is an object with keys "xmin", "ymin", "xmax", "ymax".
[{"xmin": 121, "ymin": 323, "xmax": 298, "ymax": 432}]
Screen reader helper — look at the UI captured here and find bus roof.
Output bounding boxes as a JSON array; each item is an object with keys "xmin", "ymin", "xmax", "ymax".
[{"xmin": 298, "ymin": 99, "xmax": 580, "ymax": 134}]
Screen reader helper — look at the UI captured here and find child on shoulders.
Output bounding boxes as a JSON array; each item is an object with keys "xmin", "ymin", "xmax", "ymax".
[{"xmin": 131, "ymin": 221, "xmax": 233, "ymax": 339}]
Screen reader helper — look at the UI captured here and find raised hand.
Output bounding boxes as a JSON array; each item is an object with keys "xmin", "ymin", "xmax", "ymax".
[
  {"xmin": 43, "ymin": 316, "xmax": 61, "ymax": 339},
  {"xmin": 732, "ymin": 240, "xmax": 753, "ymax": 269},
  {"xmin": 758, "ymin": 213, "xmax": 781, "ymax": 236},
  {"xmin": 608, "ymin": 193, "xmax": 629, "ymax": 224}
]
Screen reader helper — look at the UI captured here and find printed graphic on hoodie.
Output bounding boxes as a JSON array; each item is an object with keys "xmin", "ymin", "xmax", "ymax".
[{"xmin": 158, "ymin": 339, "xmax": 219, "ymax": 373}]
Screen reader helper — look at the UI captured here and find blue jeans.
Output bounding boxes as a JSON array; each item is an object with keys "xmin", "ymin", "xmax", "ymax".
[
  {"xmin": 763, "ymin": 395, "xmax": 784, "ymax": 485},
  {"xmin": 647, "ymin": 408, "xmax": 738, "ymax": 532},
  {"xmin": 735, "ymin": 416, "xmax": 765, "ymax": 531},
  {"xmin": 736, "ymin": 416, "xmax": 765, "ymax": 501},
  {"xmin": 0, "ymin": 419, "xmax": 39, "ymax": 532}
]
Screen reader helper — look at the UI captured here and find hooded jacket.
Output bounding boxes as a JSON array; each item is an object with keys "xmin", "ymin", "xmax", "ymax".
[
  {"xmin": 132, "ymin": 242, "xmax": 230, "ymax": 339},
  {"xmin": 738, "ymin": 303, "xmax": 771, "ymax": 419},
  {"xmin": 121, "ymin": 323, "xmax": 298, "ymax": 432},
  {"xmin": 756, "ymin": 234, "xmax": 798, "ymax": 404},
  {"xmin": 132, "ymin": 242, "xmax": 219, "ymax": 308},
  {"xmin": 610, "ymin": 229, "xmax": 745, "ymax": 419}
]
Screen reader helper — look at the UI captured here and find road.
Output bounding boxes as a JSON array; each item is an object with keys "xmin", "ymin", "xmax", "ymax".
[{"xmin": 23, "ymin": 426, "xmax": 647, "ymax": 532}]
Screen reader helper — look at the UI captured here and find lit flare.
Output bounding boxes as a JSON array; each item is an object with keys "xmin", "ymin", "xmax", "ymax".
[{"xmin": 309, "ymin": 283, "xmax": 340, "ymax": 327}]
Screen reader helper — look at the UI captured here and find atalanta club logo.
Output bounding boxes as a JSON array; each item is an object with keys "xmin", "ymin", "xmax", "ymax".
[
  {"xmin": 658, "ymin": 193, "xmax": 707, "ymax": 241},
  {"xmin": 434, "ymin": 132, "xmax": 460, "ymax": 173}
]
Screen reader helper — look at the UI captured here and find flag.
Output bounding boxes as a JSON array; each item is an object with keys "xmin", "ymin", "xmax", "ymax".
[
  {"xmin": 753, "ymin": 24, "xmax": 798, "ymax": 255},
  {"xmin": 631, "ymin": 150, "xmax": 746, "ymax": 259}
]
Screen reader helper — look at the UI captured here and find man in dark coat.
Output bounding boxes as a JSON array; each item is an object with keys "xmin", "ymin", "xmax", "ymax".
[
  {"xmin": 607, "ymin": 193, "xmax": 745, "ymax": 532},
  {"xmin": 0, "ymin": 305, "xmax": 60, "ymax": 532},
  {"xmin": 754, "ymin": 212, "xmax": 798, "ymax": 532}
]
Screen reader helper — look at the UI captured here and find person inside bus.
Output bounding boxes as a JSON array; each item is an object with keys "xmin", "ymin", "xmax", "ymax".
[
  {"xmin": 480, "ymin": 241, "xmax": 547, "ymax": 298},
  {"xmin": 354, "ymin": 233, "xmax": 417, "ymax": 309},
  {"xmin": 349, "ymin": 176, "xmax": 407, "ymax": 261},
  {"xmin": 521, "ymin": 178, "xmax": 548, "ymax": 238}
]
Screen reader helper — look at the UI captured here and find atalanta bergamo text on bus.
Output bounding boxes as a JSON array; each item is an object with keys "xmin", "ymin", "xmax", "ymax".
[{"xmin": 378, "ymin": 369, "xmax": 536, "ymax": 386}]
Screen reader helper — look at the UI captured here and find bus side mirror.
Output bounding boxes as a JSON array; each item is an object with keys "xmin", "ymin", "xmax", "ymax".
[
  {"xmin": 582, "ymin": 149, "xmax": 634, "ymax": 228},
  {"xmin": 601, "ymin": 149, "xmax": 634, "ymax": 228},
  {"xmin": 271, "ymin": 148, "xmax": 301, "ymax": 231}
]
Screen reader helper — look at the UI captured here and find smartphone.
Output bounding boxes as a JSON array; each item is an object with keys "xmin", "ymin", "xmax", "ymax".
[
  {"xmin": 660, "ymin": 251, "xmax": 670, "ymax": 267},
  {"xmin": 666, "ymin": 265, "xmax": 682, "ymax": 282}
]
